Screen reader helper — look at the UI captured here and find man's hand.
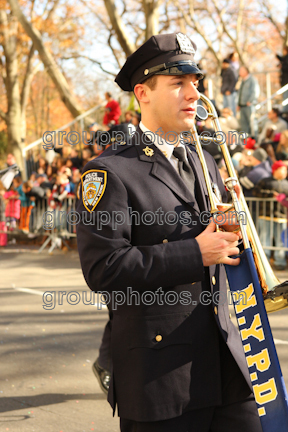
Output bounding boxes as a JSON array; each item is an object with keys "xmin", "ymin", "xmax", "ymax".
[
  {"xmin": 196, "ymin": 220, "xmax": 240, "ymax": 266},
  {"xmin": 246, "ymin": 102, "xmax": 251, "ymax": 106},
  {"xmin": 225, "ymin": 91, "xmax": 231, "ymax": 95}
]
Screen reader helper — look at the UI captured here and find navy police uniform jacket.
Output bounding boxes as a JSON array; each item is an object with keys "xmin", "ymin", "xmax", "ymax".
[{"xmin": 76, "ymin": 128, "xmax": 252, "ymax": 422}]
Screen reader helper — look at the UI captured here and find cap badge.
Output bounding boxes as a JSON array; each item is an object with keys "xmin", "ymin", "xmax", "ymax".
[
  {"xmin": 176, "ymin": 33, "xmax": 195, "ymax": 54},
  {"xmin": 143, "ymin": 147, "xmax": 154, "ymax": 157}
]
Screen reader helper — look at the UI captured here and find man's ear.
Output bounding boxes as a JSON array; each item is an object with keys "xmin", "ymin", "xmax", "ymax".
[{"xmin": 134, "ymin": 84, "xmax": 150, "ymax": 104}]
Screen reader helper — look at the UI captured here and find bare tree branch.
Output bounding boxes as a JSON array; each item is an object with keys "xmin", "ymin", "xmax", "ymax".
[
  {"xmin": 61, "ymin": 54, "xmax": 117, "ymax": 76},
  {"xmin": 103, "ymin": 0, "xmax": 136, "ymax": 56},
  {"xmin": 172, "ymin": 0, "xmax": 221, "ymax": 66},
  {"xmin": 210, "ymin": 0, "xmax": 246, "ymax": 65},
  {"xmin": 8, "ymin": 0, "xmax": 85, "ymax": 119},
  {"xmin": 260, "ymin": 0, "xmax": 283, "ymax": 38},
  {"xmin": 45, "ymin": 0, "xmax": 62, "ymax": 23}
]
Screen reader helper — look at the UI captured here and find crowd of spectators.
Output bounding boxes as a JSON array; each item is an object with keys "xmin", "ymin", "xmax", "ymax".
[
  {"xmin": 0, "ymin": 101, "xmax": 141, "ymax": 245},
  {"xmin": 2, "ymin": 80, "xmax": 288, "ymax": 269}
]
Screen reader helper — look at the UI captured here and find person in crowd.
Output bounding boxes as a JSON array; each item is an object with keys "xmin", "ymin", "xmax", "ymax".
[
  {"xmin": 218, "ymin": 107, "xmax": 240, "ymax": 151},
  {"xmin": 122, "ymin": 110, "xmax": 136, "ymax": 134},
  {"xmin": 131, "ymin": 111, "xmax": 141, "ymax": 127},
  {"xmin": 221, "ymin": 59, "xmax": 237, "ymax": 116},
  {"xmin": 23, "ymin": 180, "xmax": 47, "ymax": 233},
  {"xmin": 6, "ymin": 153, "xmax": 16, "ymax": 167},
  {"xmin": 47, "ymin": 173, "xmax": 70, "ymax": 210},
  {"xmin": 276, "ymin": 47, "xmax": 288, "ymax": 114},
  {"xmin": 46, "ymin": 165, "xmax": 58, "ymax": 185},
  {"xmin": 70, "ymin": 168, "xmax": 81, "ymax": 198},
  {"xmin": 228, "ymin": 51, "xmax": 240, "ymax": 78},
  {"xmin": 257, "ymin": 107, "xmax": 287, "ymax": 145},
  {"xmin": 197, "ymin": 60, "xmax": 207, "ymax": 95},
  {"xmin": 259, "ymin": 142, "xmax": 277, "ymax": 164},
  {"xmin": 3, "ymin": 184, "xmax": 20, "ymax": 231},
  {"xmin": 13, "ymin": 176, "xmax": 34, "ymax": 233},
  {"xmin": 237, "ymin": 66, "xmax": 259, "ymax": 136},
  {"xmin": 82, "ymin": 148, "xmax": 93, "ymax": 167},
  {"xmin": 238, "ymin": 148, "xmax": 271, "ymax": 196},
  {"xmin": 22, "ymin": 180, "xmax": 46, "ymax": 203},
  {"xmin": 276, "ymin": 130, "xmax": 288, "ymax": 160},
  {"xmin": 68, "ymin": 149, "xmax": 83, "ymax": 170},
  {"xmin": 123, "ymin": 110, "xmax": 133, "ymax": 124},
  {"xmin": 253, "ymin": 160, "xmax": 288, "ymax": 270},
  {"xmin": 103, "ymin": 92, "xmax": 122, "ymax": 127},
  {"xmin": 0, "ymin": 183, "xmax": 7, "ymax": 246},
  {"xmin": 36, "ymin": 174, "xmax": 52, "ymax": 192},
  {"xmin": 219, "ymin": 107, "xmax": 239, "ymax": 136}
]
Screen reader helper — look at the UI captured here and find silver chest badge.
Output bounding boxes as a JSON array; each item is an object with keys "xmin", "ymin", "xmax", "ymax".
[{"xmin": 176, "ymin": 33, "xmax": 195, "ymax": 54}]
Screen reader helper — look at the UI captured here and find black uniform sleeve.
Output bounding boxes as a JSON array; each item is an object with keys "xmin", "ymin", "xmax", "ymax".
[{"xmin": 76, "ymin": 161, "xmax": 205, "ymax": 294}]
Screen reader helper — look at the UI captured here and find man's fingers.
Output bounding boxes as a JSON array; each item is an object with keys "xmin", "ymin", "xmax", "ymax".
[
  {"xmin": 220, "ymin": 232, "xmax": 239, "ymax": 243},
  {"xmin": 222, "ymin": 256, "xmax": 240, "ymax": 266},
  {"xmin": 227, "ymin": 247, "xmax": 240, "ymax": 256}
]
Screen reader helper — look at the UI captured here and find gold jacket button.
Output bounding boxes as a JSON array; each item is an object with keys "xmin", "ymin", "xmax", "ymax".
[
  {"xmin": 162, "ymin": 239, "xmax": 168, "ymax": 243},
  {"xmin": 212, "ymin": 276, "xmax": 216, "ymax": 285},
  {"xmin": 155, "ymin": 335, "xmax": 162, "ymax": 342},
  {"xmin": 214, "ymin": 306, "xmax": 218, "ymax": 315}
]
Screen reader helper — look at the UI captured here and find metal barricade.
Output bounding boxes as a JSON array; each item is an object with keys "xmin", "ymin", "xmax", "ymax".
[
  {"xmin": 246, "ymin": 197, "xmax": 288, "ymax": 255},
  {"xmin": 2, "ymin": 196, "xmax": 288, "ymax": 257}
]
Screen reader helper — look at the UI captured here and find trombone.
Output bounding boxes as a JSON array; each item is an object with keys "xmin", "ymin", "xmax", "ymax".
[{"xmin": 191, "ymin": 93, "xmax": 288, "ymax": 314}]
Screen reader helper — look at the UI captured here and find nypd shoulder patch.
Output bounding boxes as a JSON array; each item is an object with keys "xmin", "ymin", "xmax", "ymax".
[{"xmin": 81, "ymin": 169, "xmax": 107, "ymax": 212}]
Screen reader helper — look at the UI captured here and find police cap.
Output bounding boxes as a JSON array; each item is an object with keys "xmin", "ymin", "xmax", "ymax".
[{"xmin": 115, "ymin": 33, "xmax": 204, "ymax": 92}]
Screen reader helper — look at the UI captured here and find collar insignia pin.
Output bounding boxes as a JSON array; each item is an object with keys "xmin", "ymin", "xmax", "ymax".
[{"xmin": 143, "ymin": 147, "xmax": 154, "ymax": 157}]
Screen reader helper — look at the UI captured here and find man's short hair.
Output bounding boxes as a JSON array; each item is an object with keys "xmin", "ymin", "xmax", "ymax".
[
  {"xmin": 133, "ymin": 75, "xmax": 158, "ymax": 103},
  {"xmin": 241, "ymin": 65, "xmax": 250, "ymax": 74},
  {"xmin": 142, "ymin": 75, "xmax": 158, "ymax": 90},
  {"xmin": 272, "ymin": 107, "xmax": 280, "ymax": 117}
]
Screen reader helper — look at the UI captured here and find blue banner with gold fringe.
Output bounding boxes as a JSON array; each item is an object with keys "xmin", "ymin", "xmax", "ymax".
[{"xmin": 225, "ymin": 248, "xmax": 288, "ymax": 432}]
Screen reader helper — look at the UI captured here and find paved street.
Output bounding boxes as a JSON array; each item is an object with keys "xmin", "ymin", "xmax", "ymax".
[{"xmin": 0, "ymin": 247, "xmax": 288, "ymax": 432}]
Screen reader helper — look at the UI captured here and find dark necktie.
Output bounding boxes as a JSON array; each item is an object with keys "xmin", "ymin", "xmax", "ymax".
[{"xmin": 173, "ymin": 146, "xmax": 195, "ymax": 193}]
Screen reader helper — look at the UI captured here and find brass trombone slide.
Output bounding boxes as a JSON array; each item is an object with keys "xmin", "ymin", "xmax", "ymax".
[{"xmin": 191, "ymin": 94, "xmax": 288, "ymax": 314}]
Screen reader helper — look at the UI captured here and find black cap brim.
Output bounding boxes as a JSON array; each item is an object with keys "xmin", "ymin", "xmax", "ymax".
[
  {"xmin": 133, "ymin": 60, "xmax": 204, "ymax": 89},
  {"xmin": 152, "ymin": 62, "xmax": 204, "ymax": 79}
]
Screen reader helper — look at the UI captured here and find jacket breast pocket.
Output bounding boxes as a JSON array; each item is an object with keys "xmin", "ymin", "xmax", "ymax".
[{"xmin": 128, "ymin": 312, "xmax": 194, "ymax": 350}]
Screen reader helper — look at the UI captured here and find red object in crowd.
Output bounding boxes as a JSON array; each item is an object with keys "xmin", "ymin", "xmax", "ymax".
[
  {"xmin": 0, "ymin": 222, "xmax": 7, "ymax": 246},
  {"xmin": 273, "ymin": 132, "xmax": 281, "ymax": 142},
  {"xmin": 3, "ymin": 190, "xmax": 20, "ymax": 219},
  {"xmin": 103, "ymin": 99, "xmax": 121, "ymax": 126},
  {"xmin": 272, "ymin": 160, "xmax": 286, "ymax": 174},
  {"xmin": 244, "ymin": 137, "xmax": 256, "ymax": 150}
]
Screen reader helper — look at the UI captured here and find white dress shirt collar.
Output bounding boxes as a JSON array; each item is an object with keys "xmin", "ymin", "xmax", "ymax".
[{"xmin": 139, "ymin": 122, "xmax": 187, "ymax": 162}]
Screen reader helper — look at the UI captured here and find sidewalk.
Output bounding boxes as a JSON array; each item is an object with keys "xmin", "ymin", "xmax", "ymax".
[{"xmin": 0, "ymin": 247, "xmax": 287, "ymax": 431}]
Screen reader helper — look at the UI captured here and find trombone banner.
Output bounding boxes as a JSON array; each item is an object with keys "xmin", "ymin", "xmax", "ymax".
[{"xmin": 225, "ymin": 248, "xmax": 288, "ymax": 432}]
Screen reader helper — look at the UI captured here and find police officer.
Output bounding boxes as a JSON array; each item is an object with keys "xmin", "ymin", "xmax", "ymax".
[{"xmin": 76, "ymin": 33, "xmax": 262, "ymax": 432}]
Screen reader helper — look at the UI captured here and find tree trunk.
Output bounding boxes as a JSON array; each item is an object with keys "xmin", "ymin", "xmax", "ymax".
[
  {"xmin": 0, "ymin": 11, "xmax": 23, "ymax": 170},
  {"xmin": 143, "ymin": 0, "xmax": 159, "ymax": 40},
  {"xmin": 8, "ymin": 0, "xmax": 85, "ymax": 120}
]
